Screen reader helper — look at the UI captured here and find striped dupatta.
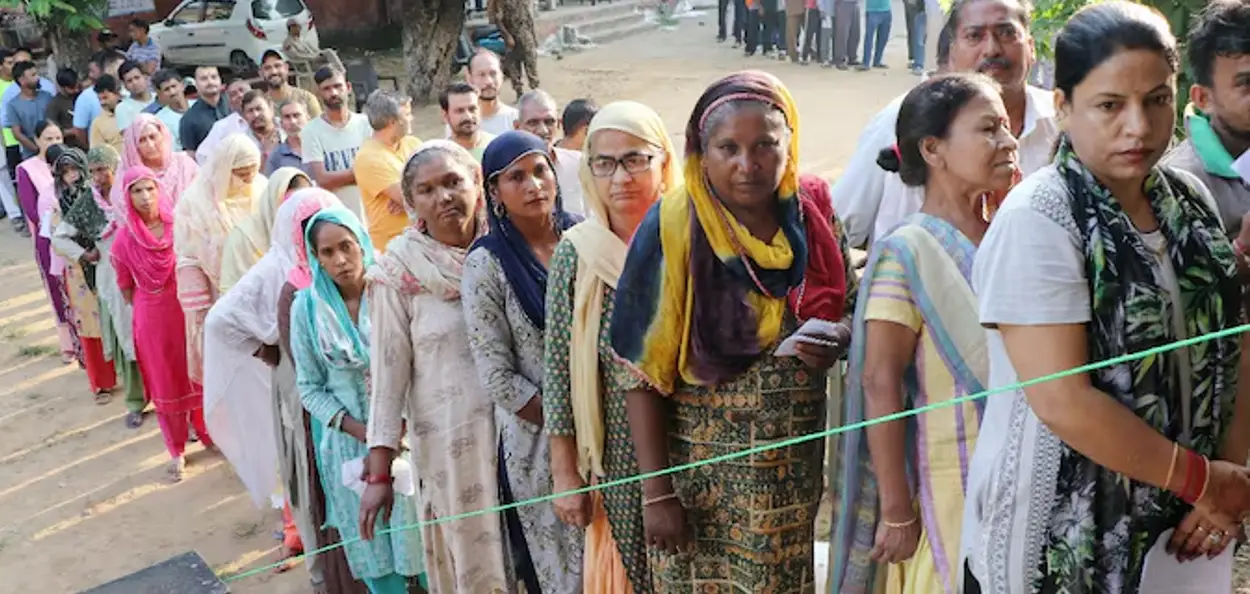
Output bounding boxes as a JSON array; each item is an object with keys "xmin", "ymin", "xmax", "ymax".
[{"xmin": 830, "ymin": 214, "xmax": 988, "ymax": 594}]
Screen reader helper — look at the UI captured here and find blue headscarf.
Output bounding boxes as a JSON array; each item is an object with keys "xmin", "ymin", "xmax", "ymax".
[
  {"xmin": 301, "ymin": 206, "xmax": 377, "ymax": 371},
  {"xmin": 470, "ymin": 130, "xmax": 582, "ymax": 329}
]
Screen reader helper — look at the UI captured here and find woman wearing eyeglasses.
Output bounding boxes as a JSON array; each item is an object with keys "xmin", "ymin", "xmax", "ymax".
[{"xmin": 542, "ymin": 101, "xmax": 677, "ymax": 592}]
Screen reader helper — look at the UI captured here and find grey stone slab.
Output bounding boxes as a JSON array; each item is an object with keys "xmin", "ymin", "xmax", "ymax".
[{"xmin": 79, "ymin": 551, "xmax": 228, "ymax": 594}]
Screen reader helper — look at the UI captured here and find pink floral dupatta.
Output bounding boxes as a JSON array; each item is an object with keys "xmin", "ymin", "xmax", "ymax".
[{"xmin": 109, "ymin": 114, "xmax": 198, "ymax": 217}]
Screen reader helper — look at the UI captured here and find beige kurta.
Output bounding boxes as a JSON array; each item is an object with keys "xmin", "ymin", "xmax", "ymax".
[{"xmin": 366, "ymin": 280, "xmax": 512, "ymax": 594}]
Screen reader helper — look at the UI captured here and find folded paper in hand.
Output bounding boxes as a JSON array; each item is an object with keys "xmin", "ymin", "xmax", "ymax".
[
  {"xmin": 774, "ymin": 318, "xmax": 841, "ymax": 357},
  {"xmin": 1138, "ymin": 529, "xmax": 1232, "ymax": 594}
]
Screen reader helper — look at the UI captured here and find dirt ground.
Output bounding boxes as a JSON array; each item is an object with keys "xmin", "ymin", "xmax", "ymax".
[{"xmin": 0, "ymin": 10, "xmax": 1246, "ymax": 594}]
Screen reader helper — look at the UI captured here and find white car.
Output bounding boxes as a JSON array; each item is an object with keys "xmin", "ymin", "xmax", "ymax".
[{"xmin": 150, "ymin": 0, "xmax": 320, "ymax": 73}]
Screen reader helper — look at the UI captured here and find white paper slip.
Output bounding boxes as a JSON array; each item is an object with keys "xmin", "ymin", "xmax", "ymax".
[
  {"xmin": 1138, "ymin": 528, "xmax": 1233, "ymax": 594},
  {"xmin": 1234, "ymin": 149, "xmax": 1250, "ymax": 184},
  {"xmin": 774, "ymin": 319, "xmax": 841, "ymax": 357},
  {"xmin": 341, "ymin": 456, "xmax": 417, "ymax": 498}
]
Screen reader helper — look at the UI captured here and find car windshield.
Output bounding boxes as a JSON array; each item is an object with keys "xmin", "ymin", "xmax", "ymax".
[{"xmin": 251, "ymin": 0, "xmax": 304, "ymax": 20}]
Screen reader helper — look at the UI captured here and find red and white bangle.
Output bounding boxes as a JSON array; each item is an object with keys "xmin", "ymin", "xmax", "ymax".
[{"xmin": 365, "ymin": 473, "xmax": 394, "ymax": 485}]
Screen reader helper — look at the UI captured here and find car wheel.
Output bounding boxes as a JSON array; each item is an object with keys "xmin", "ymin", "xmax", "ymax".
[{"xmin": 229, "ymin": 50, "xmax": 257, "ymax": 76}]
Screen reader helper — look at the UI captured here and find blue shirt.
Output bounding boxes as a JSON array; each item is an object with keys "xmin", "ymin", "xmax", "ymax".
[
  {"xmin": 264, "ymin": 141, "xmax": 310, "ymax": 176},
  {"xmin": 126, "ymin": 39, "xmax": 162, "ymax": 70},
  {"xmin": 6, "ymin": 89, "xmax": 54, "ymax": 157},
  {"xmin": 1, "ymin": 76, "xmax": 57, "ymax": 128},
  {"xmin": 865, "ymin": 0, "xmax": 890, "ymax": 11},
  {"xmin": 72, "ymin": 86, "xmax": 101, "ymax": 130}
]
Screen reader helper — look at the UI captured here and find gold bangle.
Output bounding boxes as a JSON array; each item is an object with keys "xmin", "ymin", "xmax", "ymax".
[
  {"xmin": 883, "ymin": 516, "xmax": 918, "ymax": 529},
  {"xmin": 1164, "ymin": 442, "xmax": 1179, "ymax": 491},
  {"xmin": 643, "ymin": 493, "xmax": 679, "ymax": 507}
]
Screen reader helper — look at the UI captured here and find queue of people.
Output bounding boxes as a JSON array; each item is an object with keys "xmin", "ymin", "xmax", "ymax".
[{"xmin": 5, "ymin": 0, "xmax": 1250, "ymax": 592}]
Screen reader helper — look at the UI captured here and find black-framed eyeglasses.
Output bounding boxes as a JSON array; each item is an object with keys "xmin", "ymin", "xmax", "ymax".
[{"xmin": 588, "ymin": 152, "xmax": 656, "ymax": 178}]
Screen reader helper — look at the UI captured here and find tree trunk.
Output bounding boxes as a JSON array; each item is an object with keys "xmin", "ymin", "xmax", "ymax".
[
  {"xmin": 45, "ymin": 25, "xmax": 93, "ymax": 75},
  {"xmin": 401, "ymin": 0, "xmax": 466, "ymax": 105}
]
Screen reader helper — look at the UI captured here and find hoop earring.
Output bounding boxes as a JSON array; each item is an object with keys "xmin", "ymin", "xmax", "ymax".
[{"xmin": 492, "ymin": 200, "xmax": 506, "ymax": 219}]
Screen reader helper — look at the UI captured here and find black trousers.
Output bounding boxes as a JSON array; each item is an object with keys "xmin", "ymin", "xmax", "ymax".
[
  {"xmin": 802, "ymin": 8, "xmax": 822, "ymax": 61},
  {"xmin": 719, "ymin": 0, "xmax": 748, "ymax": 41},
  {"xmin": 761, "ymin": 0, "xmax": 781, "ymax": 52}
]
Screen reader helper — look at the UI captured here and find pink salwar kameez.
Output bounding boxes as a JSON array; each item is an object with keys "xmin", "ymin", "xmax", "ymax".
[
  {"xmin": 16, "ymin": 158, "xmax": 78, "ymax": 360},
  {"xmin": 110, "ymin": 166, "xmax": 215, "ymax": 459}
]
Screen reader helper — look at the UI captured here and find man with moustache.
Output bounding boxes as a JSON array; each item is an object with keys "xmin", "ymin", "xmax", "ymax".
[
  {"xmin": 355, "ymin": 89, "xmax": 420, "ymax": 247},
  {"xmin": 1162, "ymin": 0, "xmax": 1250, "ymax": 240},
  {"xmin": 466, "ymin": 50, "xmax": 517, "ymax": 135},
  {"xmin": 196, "ymin": 78, "xmax": 253, "ymax": 164},
  {"xmin": 264, "ymin": 99, "xmax": 312, "ymax": 176},
  {"xmin": 441, "ymin": 82, "xmax": 495, "ymax": 162},
  {"xmin": 832, "ymin": 0, "xmax": 1059, "ymax": 248},
  {"xmin": 260, "ymin": 50, "xmax": 322, "ymax": 118},
  {"xmin": 242, "ymin": 90, "xmax": 283, "ymax": 164},
  {"xmin": 301, "ymin": 66, "xmax": 372, "ymax": 218},
  {"xmin": 514, "ymin": 89, "xmax": 583, "ymax": 214}
]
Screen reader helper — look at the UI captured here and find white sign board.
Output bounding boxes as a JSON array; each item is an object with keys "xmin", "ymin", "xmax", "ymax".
[{"xmin": 108, "ymin": 0, "xmax": 156, "ymax": 17}]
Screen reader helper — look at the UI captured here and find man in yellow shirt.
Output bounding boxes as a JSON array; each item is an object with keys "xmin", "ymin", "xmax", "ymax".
[
  {"xmin": 89, "ymin": 75, "xmax": 124, "ymax": 155},
  {"xmin": 354, "ymin": 89, "xmax": 420, "ymax": 249}
]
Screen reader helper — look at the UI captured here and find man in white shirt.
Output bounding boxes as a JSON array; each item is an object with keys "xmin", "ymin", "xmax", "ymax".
[
  {"xmin": 466, "ymin": 50, "xmax": 518, "ymax": 135},
  {"xmin": 115, "ymin": 60, "xmax": 155, "ymax": 132},
  {"xmin": 301, "ymin": 66, "xmax": 372, "ymax": 218},
  {"xmin": 195, "ymin": 78, "xmax": 252, "ymax": 165},
  {"xmin": 153, "ymin": 69, "xmax": 193, "ymax": 150},
  {"xmin": 832, "ymin": 0, "xmax": 1059, "ymax": 249},
  {"xmin": 514, "ymin": 89, "xmax": 584, "ymax": 214}
]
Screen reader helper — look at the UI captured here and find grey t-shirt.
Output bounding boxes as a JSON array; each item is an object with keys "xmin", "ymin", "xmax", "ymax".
[{"xmin": 6, "ymin": 89, "xmax": 53, "ymax": 158}]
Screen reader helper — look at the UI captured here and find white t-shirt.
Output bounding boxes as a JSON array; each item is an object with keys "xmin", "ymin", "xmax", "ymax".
[
  {"xmin": 156, "ymin": 101, "xmax": 194, "ymax": 151},
  {"xmin": 551, "ymin": 146, "xmax": 584, "ymax": 215},
  {"xmin": 115, "ymin": 95, "xmax": 156, "ymax": 134},
  {"xmin": 832, "ymin": 86, "xmax": 1060, "ymax": 248},
  {"xmin": 302, "ymin": 113, "xmax": 372, "ymax": 218},
  {"xmin": 960, "ymin": 164, "xmax": 1219, "ymax": 590}
]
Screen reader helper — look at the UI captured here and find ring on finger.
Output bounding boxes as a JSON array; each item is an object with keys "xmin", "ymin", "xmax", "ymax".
[{"xmin": 1208, "ymin": 531, "xmax": 1224, "ymax": 545}]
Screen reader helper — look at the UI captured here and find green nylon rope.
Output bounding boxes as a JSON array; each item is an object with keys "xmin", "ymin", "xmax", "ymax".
[{"xmin": 220, "ymin": 322, "xmax": 1250, "ymax": 582}]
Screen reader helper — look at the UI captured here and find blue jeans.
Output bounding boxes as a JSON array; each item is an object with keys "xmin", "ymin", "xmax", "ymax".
[
  {"xmin": 910, "ymin": 11, "xmax": 926, "ymax": 68},
  {"xmin": 863, "ymin": 10, "xmax": 891, "ymax": 67}
]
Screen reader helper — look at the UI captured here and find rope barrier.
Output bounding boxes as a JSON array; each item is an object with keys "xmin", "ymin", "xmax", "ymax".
[{"xmin": 221, "ymin": 322, "xmax": 1250, "ymax": 582}]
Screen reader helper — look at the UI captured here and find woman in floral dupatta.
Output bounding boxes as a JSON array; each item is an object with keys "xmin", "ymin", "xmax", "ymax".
[
  {"xmin": 111, "ymin": 166, "xmax": 215, "ymax": 482},
  {"xmin": 174, "ymin": 133, "xmax": 267, "ymax": 385},
  {"xmin": 609, "ymin": 71, "xmax": 857, "ymax": 593},
  {"xmin": 461, "ymin": 130, "xmax": 584, "ymax": 594},
  {"xmin": 360, "ymin": 140, "xmax": 511, "ymax": 594},
  {"xmin": 111, "ymin": 114, "xmax": 198, "ymax": 209},
  {"xmin": 291, "ymin": 207, "xmax": 426, "ymax": 594},
  {"xmin": 16, "ymin": 121, "xmax": 78, "ymax": 362},
  {"xmin": 49, "ymin": 147, "xmax": 119, "ymax": 402},
  {"xmin": 829, "ymin": 73, "xmax": 1017, "ymax": 594},
  {"xmin": 962, "ymin": 4, "xmax": 1250, "ymax": 592},
  {"xmin": 541, "ymin": 101, "xmax": 676, "ymax": 593}
]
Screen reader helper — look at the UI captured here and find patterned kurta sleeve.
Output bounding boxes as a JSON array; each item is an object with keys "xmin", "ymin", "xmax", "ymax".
[
  {"xmin": 462, "ymin": 249, "xmax": 542, "ymax": 414},
  {"xmin": 174, "ymin": 216, "xmax": 215, "ymax": 383},
  {"xmin": 291, "ymin": 291, "xmax": 348, "ymax": 426},
  {"xmin": 542, "ymin": 239, "xmax": 579, "ymax": 437},
  {"xmin": 367, "ymin": 280, "xmax": 411, "ymax": 450},
  {"xmin": 862, "ymin": 243, "xmax": 921, "ymax": 331},
  {"xmin": 834, "ymin": 211, "xmax": 860, "ymax": 316}
]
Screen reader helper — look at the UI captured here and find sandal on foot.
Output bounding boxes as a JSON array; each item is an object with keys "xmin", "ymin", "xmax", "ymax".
[
  {"xmin": 124, "ymin": 411, "xmax": 145, "ymax": 429},
  {"xmin": 93, "ymin": 390, "xmax": 113, "ymax": 405},
  {"xmin": 167, "ymin": 457, "xmax": 186, "ymax": 482}
]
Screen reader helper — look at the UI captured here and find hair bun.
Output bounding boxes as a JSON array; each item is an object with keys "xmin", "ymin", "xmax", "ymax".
[{"xmin": 876, "ymin": 146, "xmax": 901, "ymax": 173}]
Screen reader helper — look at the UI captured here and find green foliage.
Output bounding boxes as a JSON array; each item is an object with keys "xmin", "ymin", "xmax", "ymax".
[
  {"xmin": 1030, "ymin": 0, "xmax": 1206, "ymax": 127},
  {"xmin": 0, "ymin": 0, "xmax": 107, "ymax": 32}
]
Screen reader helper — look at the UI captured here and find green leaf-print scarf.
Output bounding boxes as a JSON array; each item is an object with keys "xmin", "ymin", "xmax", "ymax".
[{"xmin": 1037, "ymin": 137, "xmax": 1242, "ymax": 593}]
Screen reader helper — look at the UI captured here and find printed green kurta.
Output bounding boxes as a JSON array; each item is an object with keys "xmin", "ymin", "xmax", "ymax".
[{"xmin": 543, "ymin": 239, "xmax": 650, "ymax": 591}]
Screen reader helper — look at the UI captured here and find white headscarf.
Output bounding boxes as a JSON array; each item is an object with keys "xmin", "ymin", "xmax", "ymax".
[{"xmin": 202, "ymin": 188, "xmax": 342, "ymax": 508}]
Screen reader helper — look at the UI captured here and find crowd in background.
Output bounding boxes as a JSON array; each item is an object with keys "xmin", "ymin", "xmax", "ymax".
[{"xmin": 3, "ymin": 0, "xmax": 1250, "ymax": 593}]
